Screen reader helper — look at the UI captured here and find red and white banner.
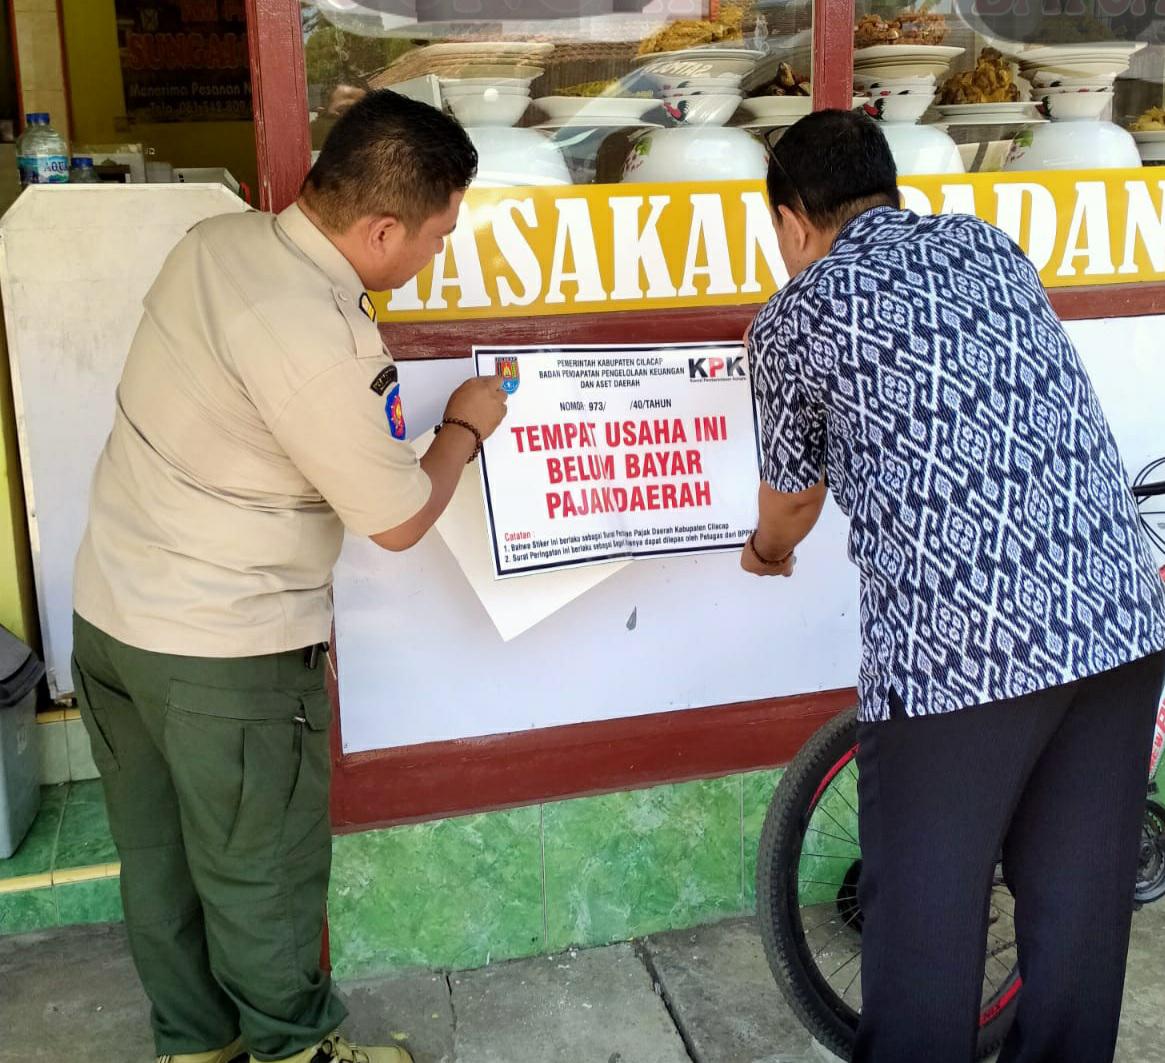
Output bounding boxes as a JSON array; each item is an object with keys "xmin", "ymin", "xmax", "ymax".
[{"xmin": 474, "ymin": 343, "xmax": 760, "ymax": 577}]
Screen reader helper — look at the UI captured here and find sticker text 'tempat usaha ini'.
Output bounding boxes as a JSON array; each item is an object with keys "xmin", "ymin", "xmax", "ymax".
[{"xmin": 473, "ymin": 344, "xmax": 761, "ymax": 577}]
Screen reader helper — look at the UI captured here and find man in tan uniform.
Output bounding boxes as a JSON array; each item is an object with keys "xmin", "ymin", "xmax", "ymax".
[{"xmin": 71, "ymin": 91, "xmax": 504, "ymax": 1063}]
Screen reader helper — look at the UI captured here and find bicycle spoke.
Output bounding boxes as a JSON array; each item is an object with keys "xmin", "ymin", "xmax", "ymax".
[
  {"xmin": 811, "ymin": 803, "xmax": 861, "ymax": 847},
  {"xmin": 826, "ymin": 946, "xmax": 863, "ymax": 982},
  {"xmin": 842, "ymin": 952, "xmax": 864, "ymax": 996},
  {"xmin": 800, "ymin": 900, "xmax": 856, "ymax": 937},
  {"xmin": 830, "ymin": 776, "xmax": 861, "ymax": 824},
  {"xmin": 804, "ymin": 826, "xmax": 862, "ymax": 850},
  {"xmin": 809, "ymin": 902, "xmax": 863, "ymax": 959}
]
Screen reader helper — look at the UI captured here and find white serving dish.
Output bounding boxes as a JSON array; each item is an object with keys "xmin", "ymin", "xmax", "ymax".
[
  {"xmin": 660, "ymin": 94, "xmax": 742, "ymax": 127},
  {"xmin": 622, "ymin": 126, "xmax": 767, "ymax": 183},
  {"xmin": 534, "ymin": 97, "xmax": 658, "ymax": 122},
  {"xmin": 880, "ymin": 122, "xmax": 965, "ymax": 175},
  {"xmin": 467, "ymin": 126, "xmax": 572, "ymax": 186},
  {"xmin": 1133, "ymin": 130, "xmax": 1165, "ymax": 162},
  {"xmin": 862, "ymin": 92, "xmax": 935, "ymax": 124},
  {"xmin": 440, "ymin": 76, "xmax": 538, "ymax": 91},
  {"xmin": 429, "ymin": 64, "xmax": 545, "ymax": 81},
  {"xmin": 1030, "ymin": 73, "xmax": 1115, "ymax": 90},
  {"xmin": 660, "ymin": 86, "xmax": 743, "ymax": 98},
  {"xmin": 656, "ymin": 75, "xmax": 745, "ymax": 92},
  {"xmin": 853, "ymin": 44, "xmax": 964, "ymax": 80},
  {"xmin": 1037, "ymin": 84, "xmax": 1114, "ymax": 96},
  {"xmin": 933, "ymin": 102, "xmax": 1045, "ymax": 127},
  {"xmin": 424, "ymin": 42, "xmax": 555, "ymax": 60},
  {"xmin": 1003, "ymin": 120, "xmax": 1141, "ymax": 171},
  {"xmin": 534, "ymin": 117, "xmax": 661, "ymax": 131},
  {"xmin": 1038, "ymin": 91, "xmax": 1112, "ymax": 122},
  {"xmin": 1013, "ymin": 42, "xmax": 1145, "ymax": 79},
  {"xmin": 633, "ymin": 47, "xmax": 767, "ymax": 80},
  {"xmin": 735, "ymin": 96, "xmax": 813, "ymax": 122},
  {"xmin": 854, "ymin": 74, "xmax": 936, "ymax": 93},
  {"xmin": 446, "ymin": 91, "xmax": 529, "ymax": 127}
]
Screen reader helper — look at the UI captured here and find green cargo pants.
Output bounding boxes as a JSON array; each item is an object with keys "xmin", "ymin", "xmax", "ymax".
[{"xmin": 71, "ymin": 614, "xmax": 348, "ymax": 1061}]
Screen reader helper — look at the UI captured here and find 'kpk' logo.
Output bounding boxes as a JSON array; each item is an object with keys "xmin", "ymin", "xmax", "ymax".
[{"xmin": 689, "ymin": 355, "xmax": 745, "ymax": 382}]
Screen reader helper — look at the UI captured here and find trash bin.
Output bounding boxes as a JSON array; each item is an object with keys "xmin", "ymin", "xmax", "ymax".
[{"xmin": 0, "ymin": 626, "xmax": 45, "ymax": 859}]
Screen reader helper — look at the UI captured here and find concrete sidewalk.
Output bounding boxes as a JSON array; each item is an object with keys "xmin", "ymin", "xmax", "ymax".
[{"xmin": 2, "ymin": 906, "xmax": 1163, "ymax": 1062}]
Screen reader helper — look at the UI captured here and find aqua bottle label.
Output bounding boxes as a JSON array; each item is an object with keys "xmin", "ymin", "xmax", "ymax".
[{"xmin": 17, "ymin": 154, "xmax": 70, "ymax": 185}]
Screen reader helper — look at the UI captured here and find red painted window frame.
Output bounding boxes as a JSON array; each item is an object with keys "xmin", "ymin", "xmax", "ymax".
[{"xmin": 246, "ymin": 0, "xmax": 1165, "ymax": 830}]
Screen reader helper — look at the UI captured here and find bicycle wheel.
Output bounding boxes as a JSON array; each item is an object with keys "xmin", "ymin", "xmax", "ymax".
[
  {"xmin": 756, "ymin": 708, "xmax": 1022, "ymax": 1060},
  {"xmin": 1135, "ymin": 799, "xmax": 1165, "ymax": 904}
]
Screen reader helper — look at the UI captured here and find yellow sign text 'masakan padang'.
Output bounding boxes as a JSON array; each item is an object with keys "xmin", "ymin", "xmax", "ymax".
[{"xmin": 371, "ymin": 169, "xmax": 1165, "ymax": 322}]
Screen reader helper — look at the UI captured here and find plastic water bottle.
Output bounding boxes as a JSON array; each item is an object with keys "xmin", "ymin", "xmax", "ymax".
[
  {"xmin": 16, "ymin": 113, "xmax": 70, "ymax": 186},
  {"xmin": 69, "ymin": 156, "xmax": 99, "ymax": 183}
]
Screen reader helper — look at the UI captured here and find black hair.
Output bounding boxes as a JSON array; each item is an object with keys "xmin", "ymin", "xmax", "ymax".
[
  {"xmin": 766, "ymin": 109, "xmax": 899, "ymax": 229},
  {"xmin": 303, "ymin": 89, "xmax": 477, "ymax": 231}
]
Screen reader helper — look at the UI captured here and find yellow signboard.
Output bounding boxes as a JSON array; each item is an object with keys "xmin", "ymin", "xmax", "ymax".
[{"xmin": 374, "ymin": 169, "xmax": 1165, "ymax": 323}]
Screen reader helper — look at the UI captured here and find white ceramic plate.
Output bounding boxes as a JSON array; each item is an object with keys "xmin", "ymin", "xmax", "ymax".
[
  {"xmin": 632, "ymin": 47, "xmax": 768, "ymax": 67},
  {"xmin": 424, "ymin": 42, "xmax": 554, "ymax": 59},
  {"xmin": 1132, "ymin": 129, "xmax": 1165, "ymax": 143},
  {"xmin": 534, "ymin": 118, "xmax": 661, "ymax": 130},
  {"xmin": 1011, "ymin": 42, "xmax": 1145, "ymax": 64},
  {"xmin": 632, "ymin": 47, "xmax": 767, "ymax": 80},
  {"xmin": 735, "ymin": 96, "xmax": 813, "ymax": 121},
  {"xmin": 426, "ymin": 64, "xmax": 546, "ymax": 81},
  {"xmin": 534, "ymin": 97, "xmax": 658, "ymax": 122},
  {"xmin": 936, "ymin": 115, "xmax": 1047, "ymax": 128},
  {"xmin": 935, "ymin": 102, "xmax": 1043, "ymax": 120},
  {"xmin": 732, "ymin": 97, "xmax": 867, "ymax": 128},
  {"xmin": 853, "ymin": 55, "xmax": 965, "ymax": 80}
]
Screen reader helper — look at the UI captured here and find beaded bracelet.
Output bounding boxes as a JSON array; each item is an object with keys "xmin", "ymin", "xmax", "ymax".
[{"xmin": 435, "ymin": 417, "xmax": 483, "ymax": 463}]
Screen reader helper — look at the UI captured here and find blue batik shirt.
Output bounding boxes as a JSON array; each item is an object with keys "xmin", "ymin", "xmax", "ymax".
[{"xmin": 750, "ymin": 206, "xmax": 1165, "ymax": 721}]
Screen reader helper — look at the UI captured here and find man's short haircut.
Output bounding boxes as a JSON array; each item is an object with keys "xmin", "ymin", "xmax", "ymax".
[
  {"xmin": 302, "ymin": 89, "xmax": 478, "ymax": 231},
  {"xmin": 766, "ymin": 110, "xmax": 899, "ymax": 230}
]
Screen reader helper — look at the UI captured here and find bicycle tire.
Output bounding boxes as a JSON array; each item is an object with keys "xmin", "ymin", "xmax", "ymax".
[
  {"xmin": 1135, "ymin": 799, "xmax": 1165, "ymax": 904},
  {"xmin": 756, "ymin": 708, "xmax": 1021, "ymax": 1061}
]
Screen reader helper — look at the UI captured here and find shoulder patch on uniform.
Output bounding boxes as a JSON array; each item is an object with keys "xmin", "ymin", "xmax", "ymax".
[
  {"xmin": 386, "ymin": 384, "xmax": 407, "ymax": 440},
  {"xmin": 370, "ymin": 364, "xmax": 398, "ymax": 396}
]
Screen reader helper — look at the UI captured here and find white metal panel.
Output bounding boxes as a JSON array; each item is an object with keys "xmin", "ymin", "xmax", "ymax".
[
  {"xmin": 0, "ymin": 185, "xmax": 249, "ymax": 696},
  {"xmin": 333, "ymin": 318, "xmax": 1165, "ymax": 753}
]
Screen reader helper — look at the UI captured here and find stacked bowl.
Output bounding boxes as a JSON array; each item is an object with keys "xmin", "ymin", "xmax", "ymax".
[
  {"xmin": 439, "ymin": 76, "xmax": 537, "ymax": 128},
  {"xmin": 1002, "ymin": 42, "xmax": 1145, "ymax": 170},
  {"xmin": 1013, "ymin": 42, "xmax": 1145, "ymax": 122},
  {"xmin": 853, "ymin": 46, "xmax": 965, "ymax": 175},
  {"xmin": 655, "ymin": 74, "xmax": 745, "ymax": 128},
  {"xmin": 856, "ymin": 74, "xmax": 938, "ymax": 125}
]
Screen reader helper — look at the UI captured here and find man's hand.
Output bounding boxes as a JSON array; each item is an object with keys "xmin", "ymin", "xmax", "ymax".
[
  {"xmin": 740, "ymin": 539, "xmax": 796, "ymax": 577},
  {"xmin": 444, "ymin": 374, "xmax": 508, "ymax": 439}
]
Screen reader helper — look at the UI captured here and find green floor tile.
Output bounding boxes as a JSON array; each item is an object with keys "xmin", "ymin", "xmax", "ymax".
[
  {"xmin": 742, "ymin": 768, "xmax": 784, "ymax": 908},
  {"xmin": 55, "ymin": 876, "xmax": 124, "ymax": 927},
  {"xmin": 328, "ymin": 805, "xmax": 544, "ymax": 979},
  {"xmin": 54, "ymin": 785, "xmax": 117, "ymax": 870},
  {"xmin": 0, "ymin": 785, "xmax": 67, "ymax": 880},
  {"xmin": 543, "ymin": 776, "xmax": 744, "ymax": 950},
  {"xmin": 65, "ymin": 780, "xmax": 107, "ymax": 805},
  {"xmin": 0, "ymin": 888, "xmax": 57, "ymax": 934}
]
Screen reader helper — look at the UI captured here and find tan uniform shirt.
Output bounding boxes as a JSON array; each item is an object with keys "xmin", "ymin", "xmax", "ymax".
[{"xmin": 74, "ymin": 203, "xmax": 432, "ymax": 657}]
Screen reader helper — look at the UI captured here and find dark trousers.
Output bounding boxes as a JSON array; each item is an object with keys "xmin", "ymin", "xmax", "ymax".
[
  {"xmin": 71, "ymin": 614, "xmax": 347, "ymax": 1061},
  {"xmin": 853, "ymin": 650, "xmax": 1165, "ymax": 1063}
]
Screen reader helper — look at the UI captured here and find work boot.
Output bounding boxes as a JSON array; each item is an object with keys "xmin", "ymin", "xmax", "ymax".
[
  {"xmin": 158, "ymin": 1038, "xmax": 245, "ymax": 1063},
  {"xmin": 253, "ymin": 1033, "xmax": 413, "ymax": 1063}
]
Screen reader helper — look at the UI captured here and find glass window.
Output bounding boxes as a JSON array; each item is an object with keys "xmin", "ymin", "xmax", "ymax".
[
  {"xmin": 852, "ymin": 2, "xmax": 1163, "ymax": 174},
  {"xmin": 59, "ymin": 0, "xmax": 258, "ymax": 197},
  {"xmin": 300, "ymin": 0, "xmax": 813, "ymax": 187}
]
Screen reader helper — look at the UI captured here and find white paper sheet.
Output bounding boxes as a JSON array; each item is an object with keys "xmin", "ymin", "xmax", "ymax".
[{"xmin": 418, "ymin": 430, "xmax": 629, "ymax": 641}]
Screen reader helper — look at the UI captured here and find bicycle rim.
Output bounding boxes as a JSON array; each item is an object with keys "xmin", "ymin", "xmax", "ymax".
[{"xmin": 761, "ymin": 714, "xmax": 1023, "ymax": 1060}]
